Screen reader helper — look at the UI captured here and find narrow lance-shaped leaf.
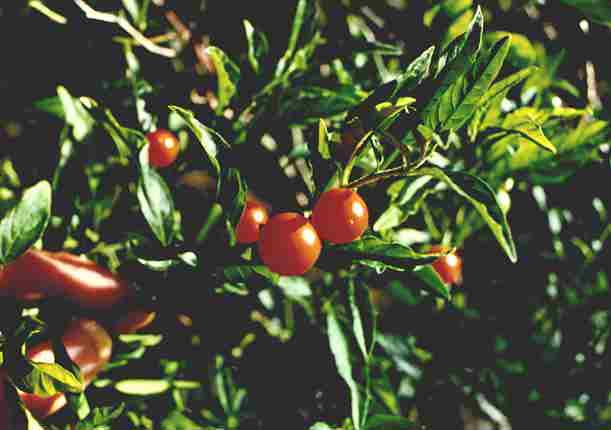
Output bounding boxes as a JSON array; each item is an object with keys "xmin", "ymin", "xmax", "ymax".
[
  {"xmin": 327, "ymin": 307, "xmax": 361, "ymax": 430},
  {"xmin": 413, "ymin": 168, "xmax": 517, "ymax": 262},
  {"xmin": 348, "ymin": 280, "xmax": 376, "ymax": 361},
  {"xmin": 328, "ymin": 235, "xmax": 439, "ymax": 272},
  {"xmin": 137, "ymin": 145, "xmax": 176, "ymax": 247},
  {"xmin": 441, "ymin": 35, "xmax": 512, "ymax": 131},
  {"xmin": 168, "ymin": 105, "xmax": 228, "ymax": 181},
  {"xmin": 468, "ymin": 66, "xmax": 537, "ymax": 140},
  {"xmin": 275, "ymin": 0, "xmax": 316, "ymax": 77},
  {"xmin": 0, "ymin": 181, "xmax": 51, "ymax": 265},
  {"xmin": 421, "ymin": 7, "xmax": 484, "ymax": 131},
  {"xmin": 413, "ymin": 264, "xmax": 451, "ymax": 300}
]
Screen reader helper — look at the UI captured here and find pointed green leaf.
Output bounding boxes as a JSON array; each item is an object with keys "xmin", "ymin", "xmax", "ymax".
[
  {"xmin": 442, "ymin": 35, "xmax": 512, "ymax": 131},
  {"xmin": 414, "ymin": 168, "xmax": 517, "ymax": 262},
  {"xmin": 327, "ymin": 308, "xmax": 361, "ymax": 430},
  {"xmin": 421, "ymin": 7, "xmax": 484, "ymax": 130},
  {"xmin": 137, "ymin": 145, "xmax": 176, "ymax": 246},
  {"xmin": 0, "ymin": 181, "xmax": 51, "ymax": 265},
  {"xmin": 168, "ymin": 105, "xmax": 228, "ymax": 178}
]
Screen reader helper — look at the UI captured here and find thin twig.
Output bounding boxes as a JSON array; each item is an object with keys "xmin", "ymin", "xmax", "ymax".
[
  {"xmin": 383, "ymin": 131, "xmax": 411, "ymax": 166},
  {"xmin": 345, "ymin": 165, "xmax": 405, "ymax": 189},
  {"xmin": 73, "ymin": 0, "xmax": 176, "ymax": 58}
]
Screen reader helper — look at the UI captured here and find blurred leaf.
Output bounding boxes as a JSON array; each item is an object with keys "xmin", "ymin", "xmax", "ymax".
[
  {"xmin": 137, "ymin": 145, "xmax": 176, "ymax": 246},
  {"xmin": 205, "ymin": 46, "xmax": 240, "ymax": 113},
  {"xmin": 367, "ymin": 414, "xmax": 415, "ymax": 430},
  {"xmin": 160, "ymin": 410, "xmax": 204, "ymax": 430},
  {"xmin": 559, "ymin": 0, "xmax": 611, "ymax": 27},
  {"xmin": 57, "ymin": 86, "xmax": 95, "ymax": 141},
  {"xmin": 327, "ymin": 307, "xmax": 361, "ymax": 430},
  {"xmin": 318, "ymin": 119, "xmax": 331, "ymax": 160},
  {"xmin": 20, "ymin": 361, "xmax": 84, "ymax": 396},
  {"xmin": 115, "ymin": 379, "xmax": 171, "ymax": 396},
  {"xmin": 33, "ymin": 96, "xmax": 64, "ymax": 119},
  {"xmin": 243, "ymin": 19, "xmax": 269, "ymax": 74},
  {"xmin": 275, "ymin": 0, "xmax": 317, "ymax": 78},
  {"xmin": 0, "ymin": 181, "xmax": 51, "ymax": 265},
  {"xmin": 348, "ymin": 281, "xmax": 376, "ymax": 361}
]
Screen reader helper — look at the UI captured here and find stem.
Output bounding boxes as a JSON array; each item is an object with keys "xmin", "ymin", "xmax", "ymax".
[
  {"xmin": 382, "ymin": 131, "xmax": 411, "ymax": 166},
  {"xmin": 345, "ymin": 165, "xmax": 406, "ymax": 189},
  {"xmin": 73, "ymin": 0, "xmax": 176, "ymax": 57}
]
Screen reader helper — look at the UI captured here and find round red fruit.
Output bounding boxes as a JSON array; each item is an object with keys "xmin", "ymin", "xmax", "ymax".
[
  {"xmin": 429, "ymin": 245, "xmax": 463, "ymax": 285},
  {"xmin": 258, "ymin": 213, "xmax": 321, "ymax": 276},
  {"xmin": 311, "ymin": 188, "xmax": 369, "ymax": 244},
  {"xmin": 235, "ymin": 201, "xmax": 269, "ymax": 244},
  {"xmin": 146, "ymin": 129, "xmax": 180, "ymax": 168}
]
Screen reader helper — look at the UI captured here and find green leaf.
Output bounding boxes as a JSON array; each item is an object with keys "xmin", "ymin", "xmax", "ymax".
[
  {"xmin": 559, "ymin": 0, "xmax": 611, "ymax": 27},
  {"xmin": 468, "ymin": 66, "xmax": 537, "ymax": 139},
  {"xmin": 21, "ymin": 362, "xmax": 85, "ymax": 396},
  {"xmin": 137, "ymin": 145, "xmax": 176, "ymax": 246},
  {"xmin": 348, "ymin": 281, "xmax": 376, "ymax": 361},
  {"xmin": 392, "ymin": 46, "xmax": 436, "ymax": 98},
  {"xmin": 168, "ymin": 106, "xmax": 227, "ymax": 178},
  {"xmin": 374, "ymin": 176, "xmax": 436, "ymax": 232},
  {"xmin": 281, "ymin": 86, "xmax": 362, "ymax": 121},
  {"xmin": 413, "ymin": 264, "xmax": 451, "ymax": 300},
  {"xmin": 275, "ymin": 0, "xmax": 317, "ymax": 78},
  {"xmin": 421, "ymin": 6, "xmax": 483, "ymax": 131},
  {"xmin": 33, "ymin": 96, "xmax": 65, "ymax": 119},
  {"xmin": 327, "ymin": 307, "xmax": 361, "ymax": 430},
  {"xmin": 160, "ymin": 410, "xmax": 204, "ymax": 430},
  {"xmin": 115, "ymin": 379, "xmax": 171, "ymax": 396},
  {"xmin": 66, "ymin": 391, "xmax": 91, "ymax": 420},
  {"xmin": 310, "ymin": 423, "xmax": 336, "ymax": 430},
  {"xmin": 243, "ymin": 19, "xmax": 269, "ymax": 74},
  {"xmin": 328, "ymin": 235, "xmax": 438, "ymax": 271},
  {"xmin": 205, "ymin": 46, "xmax": 240, "ymax": 114},
  {"xmin": 486, "ymin": 32, "xmax": 536, "ymax": 67},
  {"xmin": 57, "ymin": 86, "xmax": 94, "ymax": 142},
  {"xmin": 415, "ymin": 168, "xmax": 517, "ymax": 262},
  {"xmin": 220, "ymin": 168, "xmax": 248, "ymax": 246},
  {"xmin": 318, "ymin": 119, "xmax": 331, "ymax": 160},
  {"xmin": 441, "ymin": 35, "xmax": 512, "ymax": 131},
  {"xmin": 367, "ymin": 414, "xmax": 416, "ymax": 430},
  {"xmin": 0, "ymin": 181, "xmax": 51, "ymax": 265}
]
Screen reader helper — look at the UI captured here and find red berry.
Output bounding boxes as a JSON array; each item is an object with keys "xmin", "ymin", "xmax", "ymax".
[
  {"xmin": 236, "ymin": 201, "xmax": 269, "ymax": 244},
  {"xmin": 258, "ymin": 213, "xmax": 321, "ymax": 276},
  {"xmin": 146, "ymin": 129, "xmax": 180, "ymax": 168},
  {"xmin": 311, "ymin": 188, "xmax": 369, "ymax": 244}
]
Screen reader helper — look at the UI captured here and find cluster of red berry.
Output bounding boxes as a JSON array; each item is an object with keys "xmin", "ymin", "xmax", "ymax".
[{"xmin": 236, "ymin": 188, "xmax": 369, "ymax": 276}]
